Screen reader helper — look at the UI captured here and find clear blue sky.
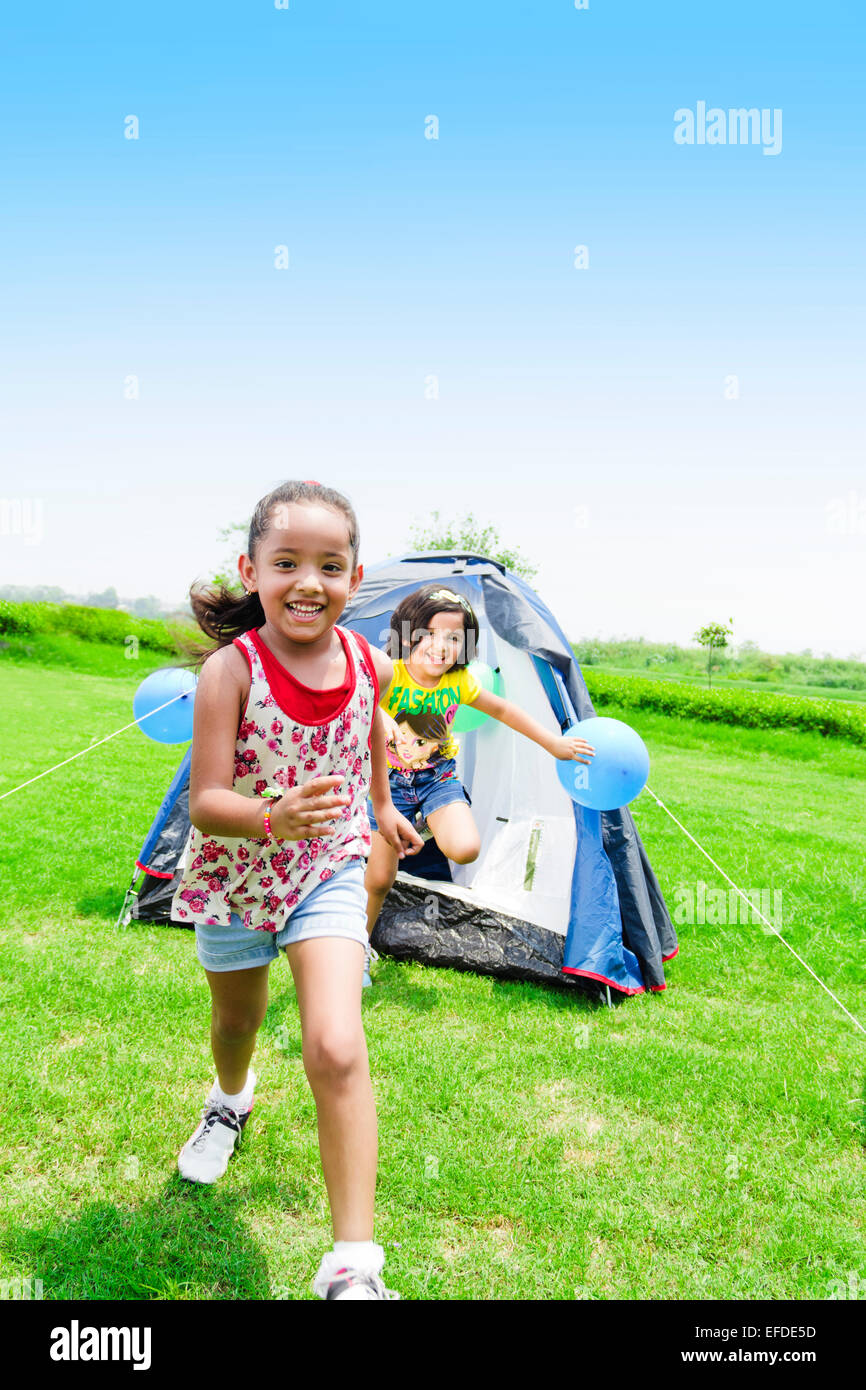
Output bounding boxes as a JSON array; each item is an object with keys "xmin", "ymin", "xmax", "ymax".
[{"xmin": 1, "ymin": 1, "xmax": 863, "ymax": 655}]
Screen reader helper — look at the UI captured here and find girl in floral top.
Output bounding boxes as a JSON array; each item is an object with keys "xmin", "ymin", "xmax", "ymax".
[{"xmin": 172, "ymin": 480, "xmax": 421, "ymax": 1301}]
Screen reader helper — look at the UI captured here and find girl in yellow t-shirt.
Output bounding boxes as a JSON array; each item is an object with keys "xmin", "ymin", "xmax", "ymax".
[{"xmin": 364, "ymin": 582, "xmax": 595, "ymax": 942}]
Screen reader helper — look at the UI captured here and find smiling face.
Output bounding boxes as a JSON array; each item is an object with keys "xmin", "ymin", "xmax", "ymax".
[
  {"xmin": 407, "ymin": 610, "xmax": 467, "ymax": 683},
  {"xmin": 238, "ymin": 501, "xmax": 361, "ymax": 650}
]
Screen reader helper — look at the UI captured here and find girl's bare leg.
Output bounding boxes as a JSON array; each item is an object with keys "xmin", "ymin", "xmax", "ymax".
[
  {"xmin": 204, "ymin": 963, "xmax": 270, "ymax": 1094},
  {"xmin": 364, "ymin": 831, "xmax": 400, "ymax": 937},
  {"xmin": 286, "ymin": 936, "xmax": 376, "ymax": 1241},
  {"xmin": 426, "ymin": 802, "xmax": 481, "ymax": 864}
]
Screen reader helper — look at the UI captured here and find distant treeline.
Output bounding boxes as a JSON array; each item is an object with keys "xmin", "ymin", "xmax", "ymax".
[
  {"xmin": 583, "ymin": 669, "xmax": 866, "ymax": 746},
  {"xmin": 3, "ymin": 598, "xmax": 864, "ymax": 710},
  {"xmin": 0, "ymin": 598, "xmax": 188, "ymax": 653},
  {"xmin": 0, "ymin": 584, "xmax": 188, "ymax": 620},
  {"xmin": 573, "ymin": 637, "xmax": 866, "ymax": 692}
]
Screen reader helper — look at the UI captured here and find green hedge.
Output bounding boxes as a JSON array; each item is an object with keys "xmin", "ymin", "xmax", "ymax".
[
  {"xmin": 583, "ymin": 669, "xmax": 866, "ymax": 745},
  {"xmin": 0, "ymin": 599, "xmax": 183, "ymax": 653}
]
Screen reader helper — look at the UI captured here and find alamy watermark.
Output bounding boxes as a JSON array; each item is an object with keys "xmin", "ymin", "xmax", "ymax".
[
  {"xmin": 673, "ymin": 883, "xmax": 782, "ymax": 932},
  {"xmin": 376, "ymin": 621, "xmax": 481, "ymax": 666},
  {"xmin": 1, "ymin": 1275, "xmax": 43, "ymax": 1300},
  {"xmin": 0, "ymin": 498, "xmax": 43, "ymax": 545},
  {"xmin": 825, "ymin": 490, "xmax": 866, "ymax": 536},
  {"xmin": 674, "ymin": 103, "xmax": 782, "ymax": 156},
  {"xmin": 50, "ymin": 1322, "xmax": 151, "ymax": 1370},
  {"xmin": 826, "ymin": 1271, "xmax": 865, "ymax": 1300}
]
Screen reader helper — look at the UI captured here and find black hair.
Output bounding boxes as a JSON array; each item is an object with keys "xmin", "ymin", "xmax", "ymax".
[
  {"xmin": 386, "ymin": 583, "xmax": 480, "ymax": 671},
  {"xmin": 178, "ymin": 480, "xmax": 359, "ymax": 667}
]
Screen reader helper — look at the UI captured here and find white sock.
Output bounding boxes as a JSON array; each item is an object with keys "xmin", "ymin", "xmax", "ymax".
[
  {"xmin": 213, "ymin": 1071, "xmax": 254, "ymax": 1111},
  {"xmin": 332, "ymin": 1240, "xmax": 384, "ymax": 1276}
]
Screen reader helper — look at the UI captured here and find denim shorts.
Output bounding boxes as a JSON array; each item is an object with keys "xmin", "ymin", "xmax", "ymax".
[
  {"xmin": 194, "ymin": 858, "xmax": 368, "ymax": 973},
  {"xmin": 367, "ymin": 758, "xmax": 471, "ymax": 832}
]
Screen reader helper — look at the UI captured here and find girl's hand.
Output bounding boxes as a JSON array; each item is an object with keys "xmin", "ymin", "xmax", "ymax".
[
  {"xmin": 374, "ymin": 803, "xmax": 425, "ymax": 859},
  {"xmin": 269, "ymin": 775, "xmax": 351, "ymax": 840},
  {"xmin": 551, "ymin": 736, "xmax": 595, "ymax": 765},
  {"xmin": 380, "ymin": 710, "xmax": 401, "ymax": 746}
]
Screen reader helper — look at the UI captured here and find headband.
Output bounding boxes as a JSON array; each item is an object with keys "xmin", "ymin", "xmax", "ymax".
[{"xmin": 426, "ymin": 589, "xmax": 474, "ymax": 613}]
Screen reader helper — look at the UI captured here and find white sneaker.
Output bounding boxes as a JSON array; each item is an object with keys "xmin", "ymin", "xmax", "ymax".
[
  {"xmin": 313, "ymin": 1248, "xmax": 400, "ymax": 1300},
  {"xmin": 362, "ymin": 940, "xmax": 379, "ymax": 989},
  {"xmin": 177, "ymin": 1071, "xmax": 255, "ymax": 1184}
]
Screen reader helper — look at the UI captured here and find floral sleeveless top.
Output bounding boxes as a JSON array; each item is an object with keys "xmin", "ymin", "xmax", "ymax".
[{"xmin": 171, "ymin": 626, "xmax": 377, "ymax": 933}]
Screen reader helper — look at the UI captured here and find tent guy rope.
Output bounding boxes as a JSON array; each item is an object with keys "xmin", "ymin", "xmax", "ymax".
[
  {"xmin": 0, "ymin": 698, "xmax": 860, "ymax": 1035},
  {"xmin": 0, "ymin": 692, "xmax": 188, "ymax": 802},
  {"xmin": 644, "ymin": 784, "xmax": 866, "ymax": 1037}
]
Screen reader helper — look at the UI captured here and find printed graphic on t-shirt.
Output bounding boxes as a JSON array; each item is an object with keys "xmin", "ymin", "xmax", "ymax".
[
  {"xmin": 381, "ymin": 661, "xmax": 481, "ymax": 761},
  {"xmin": 386, "ymin": 715, "xmax": 446, "ymax": 772}
]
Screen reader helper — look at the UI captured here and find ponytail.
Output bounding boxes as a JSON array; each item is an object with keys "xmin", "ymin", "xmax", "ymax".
[{"xmin": 175, "ymin": 582, "xmax": 266, "ymax": 670}]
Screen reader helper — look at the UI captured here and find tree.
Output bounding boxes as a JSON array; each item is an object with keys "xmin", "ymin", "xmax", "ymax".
[
  {"xmin": 85, "ymin": 586, "xmax": 120, "ymax": 609},
  {"xmin": 211, "ymin": 519, "xmax": 250, "ymax": 592},
  {"xmin": 406, "ymin": 511, "xmax": 538, "ymax": 584},
  {"xmin": 130, "ymin": 595, "xmax": 163, "ymax": 617},
  {"xmin": 694, "ymin": 618, "xmax": 734, "ymax": 690}
]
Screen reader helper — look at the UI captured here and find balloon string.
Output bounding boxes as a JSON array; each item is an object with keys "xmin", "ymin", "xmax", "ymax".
[
  {"xmin": 0, "ymin": 693, "xmax": 190, "ymax": 801},
  {"xmin": 644, "ymin": 784, "xmax": 866, "ymax": 1037}
]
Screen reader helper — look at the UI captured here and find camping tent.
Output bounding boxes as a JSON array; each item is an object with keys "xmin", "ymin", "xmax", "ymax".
[{"xmin": 126, "ymin": 552, "xmax": 678, "ymax": 996}]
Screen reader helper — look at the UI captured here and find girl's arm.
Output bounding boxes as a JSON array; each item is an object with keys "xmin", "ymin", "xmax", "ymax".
[
  {"xmin": 188, "ymin": 646, "xmax": 350, "ymax": 840},
  {"xmin": 467, "ymin": 686, "xmax": 595, "ymax": 764},
  {"xmin": 369, "ymin": 648, "xmax": 424, "ymax": 857}
]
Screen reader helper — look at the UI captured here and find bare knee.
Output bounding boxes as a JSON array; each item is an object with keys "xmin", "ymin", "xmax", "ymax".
[
  {"xmin": 446, "ymin": 838, "xmax": 481, "ymax": 866},
  {"xmin": 365, "ymin": 862, "xmax": 398, "ymax": 897},
  {"xmin": 303, "ymin": 1028, "xmax": 367, "ymax": 1088},
  {"xmin": 213, "ymin": 1003, "xmax": 266, "ymax": 1042}
]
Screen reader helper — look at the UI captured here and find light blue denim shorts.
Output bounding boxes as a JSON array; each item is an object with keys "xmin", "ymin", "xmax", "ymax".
[{"xmin": 194, "ymin": 858, "xmax": 368, "ymax": 973}]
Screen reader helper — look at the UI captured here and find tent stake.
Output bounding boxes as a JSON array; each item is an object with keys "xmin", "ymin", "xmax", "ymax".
[
  {"xmin": 605, "ymin": 985, "xmax": 612, "ymax": 1010},
  {"xmin": 114, "ymin": 877, "xmax": 140, "ymax": 930}
]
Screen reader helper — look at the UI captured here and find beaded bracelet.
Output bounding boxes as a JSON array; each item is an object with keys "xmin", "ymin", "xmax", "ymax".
[{"xmin": 261, "ymin": 789, "xmax": 283, "ymax": 841}]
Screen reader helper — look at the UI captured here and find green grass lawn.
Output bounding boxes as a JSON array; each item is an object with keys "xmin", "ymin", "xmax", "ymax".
[{"xmin": 1, "ymin": 653, "xmax": 863, "ymax": 1301}]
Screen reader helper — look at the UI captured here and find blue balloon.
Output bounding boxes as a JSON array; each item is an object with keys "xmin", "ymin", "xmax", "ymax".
[
  {"xmin": 134, "ymin": 668, "xmax": 198, "ymax": 744},
  {"xmin": 557, "ymin": 716, "xmax": 649, "ymax": 811}
]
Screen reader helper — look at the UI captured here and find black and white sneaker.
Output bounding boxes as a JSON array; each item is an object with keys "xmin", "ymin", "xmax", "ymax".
[
  {"xmin": 177, "ymin": 1072, "xmax": 255, "ymax": 1184},
  {"xmin": 313, "ymin": 1253, "xmax": 400, "ymax": 1300},
  {"xmin": 323, "ymin": 1270, "xmax": 400, "ymax": 1300}
]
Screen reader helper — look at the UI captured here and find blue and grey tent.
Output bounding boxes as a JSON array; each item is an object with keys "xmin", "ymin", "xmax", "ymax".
[{"xmin": 125, "ymin": 552, "xmax": 677, "ymax": 996}]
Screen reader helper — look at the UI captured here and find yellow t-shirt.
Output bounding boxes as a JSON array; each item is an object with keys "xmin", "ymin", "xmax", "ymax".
[{"xmin": 381, "ymin": 659, "xmax": 482, "ymax": 760}]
